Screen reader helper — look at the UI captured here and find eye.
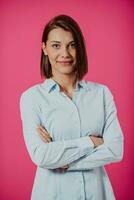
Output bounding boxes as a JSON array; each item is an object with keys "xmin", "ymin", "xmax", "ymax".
[
  {"xmin": 70, "ymin": 42, "xmax": 76, "ymax": 48},
  {"xmin": 52, "ymin": 44, "xmax": 60, "ymax": 49}
]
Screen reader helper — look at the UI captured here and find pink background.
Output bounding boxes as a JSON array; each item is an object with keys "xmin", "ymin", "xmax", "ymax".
[{"xmin": 0, "ymin": 0, "xmax": 134, "ymax": 199}]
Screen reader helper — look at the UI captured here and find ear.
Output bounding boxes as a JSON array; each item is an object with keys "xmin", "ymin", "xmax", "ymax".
[{"xmin": 42, "ymin": 42, "xmax": 48, "ymax": 56}]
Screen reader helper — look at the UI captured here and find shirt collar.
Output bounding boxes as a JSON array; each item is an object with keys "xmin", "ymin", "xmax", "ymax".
[{"xmin": 41, "ymin": 78, "xmax": 89, "ymax": 93}]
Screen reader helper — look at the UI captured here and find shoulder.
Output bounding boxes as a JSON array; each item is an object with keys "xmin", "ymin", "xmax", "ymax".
[
  {"xmin": 20, "ymin": 83, "xmax": 41, "ymax": 104},
  {"xmin": 84, "ymin": 80, "xmax": 115, "ymax": 108},
  {"xmin": 83, "ymin": 80, "xmax": 114, "ymax": 101},
  {"xmin": 83, "ymin": 80, "xmax": 111, "ymax": 93}
]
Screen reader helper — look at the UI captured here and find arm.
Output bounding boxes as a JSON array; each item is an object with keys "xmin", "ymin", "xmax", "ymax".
[
  {"xmin": 20, "ymin": 91, "xmax": 94, "ymax": 170},
  {"xmin": 36, "ymin": 126, "xmax": 104, "ymax": 172},
  {"xmin": 67, "ymin": 86, "xmax": 124, "ymax": 171}
]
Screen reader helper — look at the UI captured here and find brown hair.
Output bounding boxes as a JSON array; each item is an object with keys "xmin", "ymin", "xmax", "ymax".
[{"xmin": 40, "ymin": 14, "xmax": 88, "ymax": 80}]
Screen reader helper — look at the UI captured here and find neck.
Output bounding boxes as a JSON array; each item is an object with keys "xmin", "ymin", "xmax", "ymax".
[{"xmin": 51, "ymin": 73, "xmax": 77, "ymax": 91}]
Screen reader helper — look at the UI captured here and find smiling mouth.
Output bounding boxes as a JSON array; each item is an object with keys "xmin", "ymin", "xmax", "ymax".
[{"xmin": 57, "ymin": 61, "xmax": 73, "ymax": 64}]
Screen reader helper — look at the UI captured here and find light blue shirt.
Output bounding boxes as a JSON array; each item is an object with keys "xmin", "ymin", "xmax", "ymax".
[{"xmin": 20, "ymin": 78, "xmax": 124, "ymax": 200}]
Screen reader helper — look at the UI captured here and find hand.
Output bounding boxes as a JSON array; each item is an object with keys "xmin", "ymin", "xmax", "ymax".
[
  {"xmin": 36, "ymin": 125, "xmax": 52, "ymax": 143},
  {"xmin": 54, "ymin": 164, "xmax": 69, "ymax": 173},
  {"xmin": 36, "ymin": 125, "xmax": 69, "ymax": 172},
  {"xmin": 89, "ymin": 135, "xmax": 104, "ymax": 148}
]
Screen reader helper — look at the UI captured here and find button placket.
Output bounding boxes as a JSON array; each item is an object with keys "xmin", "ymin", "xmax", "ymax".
[{"xmin": 60, "ymin": 90, "xmax": 82, "ymax": 136}]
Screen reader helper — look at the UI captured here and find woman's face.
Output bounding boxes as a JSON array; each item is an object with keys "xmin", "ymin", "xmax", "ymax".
[{"xmin": 42, "ymin": 27, "xmax": 77, "ymax": 77}]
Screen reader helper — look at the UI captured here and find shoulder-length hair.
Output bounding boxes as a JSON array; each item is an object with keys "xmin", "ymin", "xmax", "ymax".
[{"xmin": 40, "ymin": 14, "xmax": 88, "ymax": 80}]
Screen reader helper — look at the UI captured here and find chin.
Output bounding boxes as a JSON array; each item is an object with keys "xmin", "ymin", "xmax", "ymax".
[
  {"xmin": 60, "ymin": 71, "xmax": 76, "ymax": 76},
  {"xmin": 59, "ymin": 68, "xmax": 75, "ymax": 74}
]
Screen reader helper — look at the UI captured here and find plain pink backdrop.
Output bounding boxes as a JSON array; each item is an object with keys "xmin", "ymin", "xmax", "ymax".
[{"xmin": 0, "ymin": 0, "xmax": 134, "ymax": 199}]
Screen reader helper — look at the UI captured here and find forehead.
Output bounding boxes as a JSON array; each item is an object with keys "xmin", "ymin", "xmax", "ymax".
[{"xmin": 47, "ymin": 27, "xmax": 74, "ymax": 42}]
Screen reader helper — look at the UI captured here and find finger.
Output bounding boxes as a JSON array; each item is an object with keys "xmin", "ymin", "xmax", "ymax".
[
  {"xmin": 61, "ymin": 165, "xmax": 69, "ymax": 169},
  {"xmin": 39, "ymin": 133, "xmax": 50, "ymax": 143},
  {"xmin": 58, "ymin": 168, "xmax": 65, "ymax": 173},
  {"xmin": 38, "ymin": 125, "xmax": 50, "ymax": 136},
  {"xmin": 61, "ymin": 168, "xmax": 68, "ymax": 172},
  {"xmin": 37, "ymin": 128, "xmax": 52, "ymax": 143},
  {"xmin": 54, "ymin": 167, "xmax": 68, "ymax": 173},
  {"xmin": 91, "ymin": 134, "xmax": 102, "ymax": 138},
  {"xmin": 60, "ymin": 165, "xmax": 69, "ymax": 171},
  {"xmin": 37, "ymin": 132, "xmax": 49, "ymax": 143},
  {"xmin": 36, "ymin": 128, "xmax": 51, "ymax": 143},
  {"xmin": 41, "ymin": 137, "xmax": 49, "ymax": 143},
  {"xmin": 36, "ymin": 127, "xmax": 49, "ymax": 138},
  {"xmin": 41, "ymin": 134, "xmax": 51, "ymax": 143},
  {"xmin": 37, "ymin": 126, "xmax": 53, "ymax": 141}
]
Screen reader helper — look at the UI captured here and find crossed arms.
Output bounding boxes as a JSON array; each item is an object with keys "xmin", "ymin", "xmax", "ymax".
[{"xmin": 20, "ymin": 86, "xmax": 124, "ymax": 171}]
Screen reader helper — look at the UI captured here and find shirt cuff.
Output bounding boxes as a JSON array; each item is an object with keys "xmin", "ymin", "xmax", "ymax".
[
  {"xmin": 72, "ymin": 136, "xmax": 94, "ymax": 155},
  {"xmin": 77, "ymin": 136, "xmax": 94, "ymax": 149},
  {"xmin": 64, "ymin": 136, "xmax": 95, "ymax": 165}
]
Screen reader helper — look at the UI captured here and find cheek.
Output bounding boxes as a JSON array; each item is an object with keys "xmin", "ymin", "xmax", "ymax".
[
  {"xmin": 71, "ymin": 50, "xmax": 76, "ymax": 59},
  {"xmin": 47, "ymin": 52, "xmax": 58, "ymax": 63}
]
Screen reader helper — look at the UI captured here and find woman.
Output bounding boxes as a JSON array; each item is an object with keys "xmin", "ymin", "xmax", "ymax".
[{"xmin": 20, "ymin": 15, "xmax": 124, "ymax": 200}]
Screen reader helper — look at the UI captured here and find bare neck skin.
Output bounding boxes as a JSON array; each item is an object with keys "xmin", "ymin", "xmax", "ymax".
[{"xmin": 51, "ymin": 73, "xmax": 77, "ymax": 93}]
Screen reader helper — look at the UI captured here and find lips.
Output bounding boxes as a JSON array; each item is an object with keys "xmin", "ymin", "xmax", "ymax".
[{"xmin": 57, "ymin": 60, "xmax": 73, "ymax": 64}]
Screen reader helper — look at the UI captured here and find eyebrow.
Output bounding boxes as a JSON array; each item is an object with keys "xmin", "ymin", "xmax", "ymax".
[{"xmin": 50, "ymin": 40, "xmax": 75, "ymax": 44}]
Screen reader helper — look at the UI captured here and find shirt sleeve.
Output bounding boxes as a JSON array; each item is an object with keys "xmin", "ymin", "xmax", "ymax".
[
  {"xmin": 67, "ymin": 86, "xmax": 124, "ymax": 171},
  {"xmin": 20, "ymin": 91, "xmax": 94, "ymax": 170}
]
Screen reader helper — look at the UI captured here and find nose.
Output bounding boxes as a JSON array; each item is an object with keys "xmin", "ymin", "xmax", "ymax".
[{"xmin": 61, "ymin": 46, "xmax": 70, "ymax": 58}]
